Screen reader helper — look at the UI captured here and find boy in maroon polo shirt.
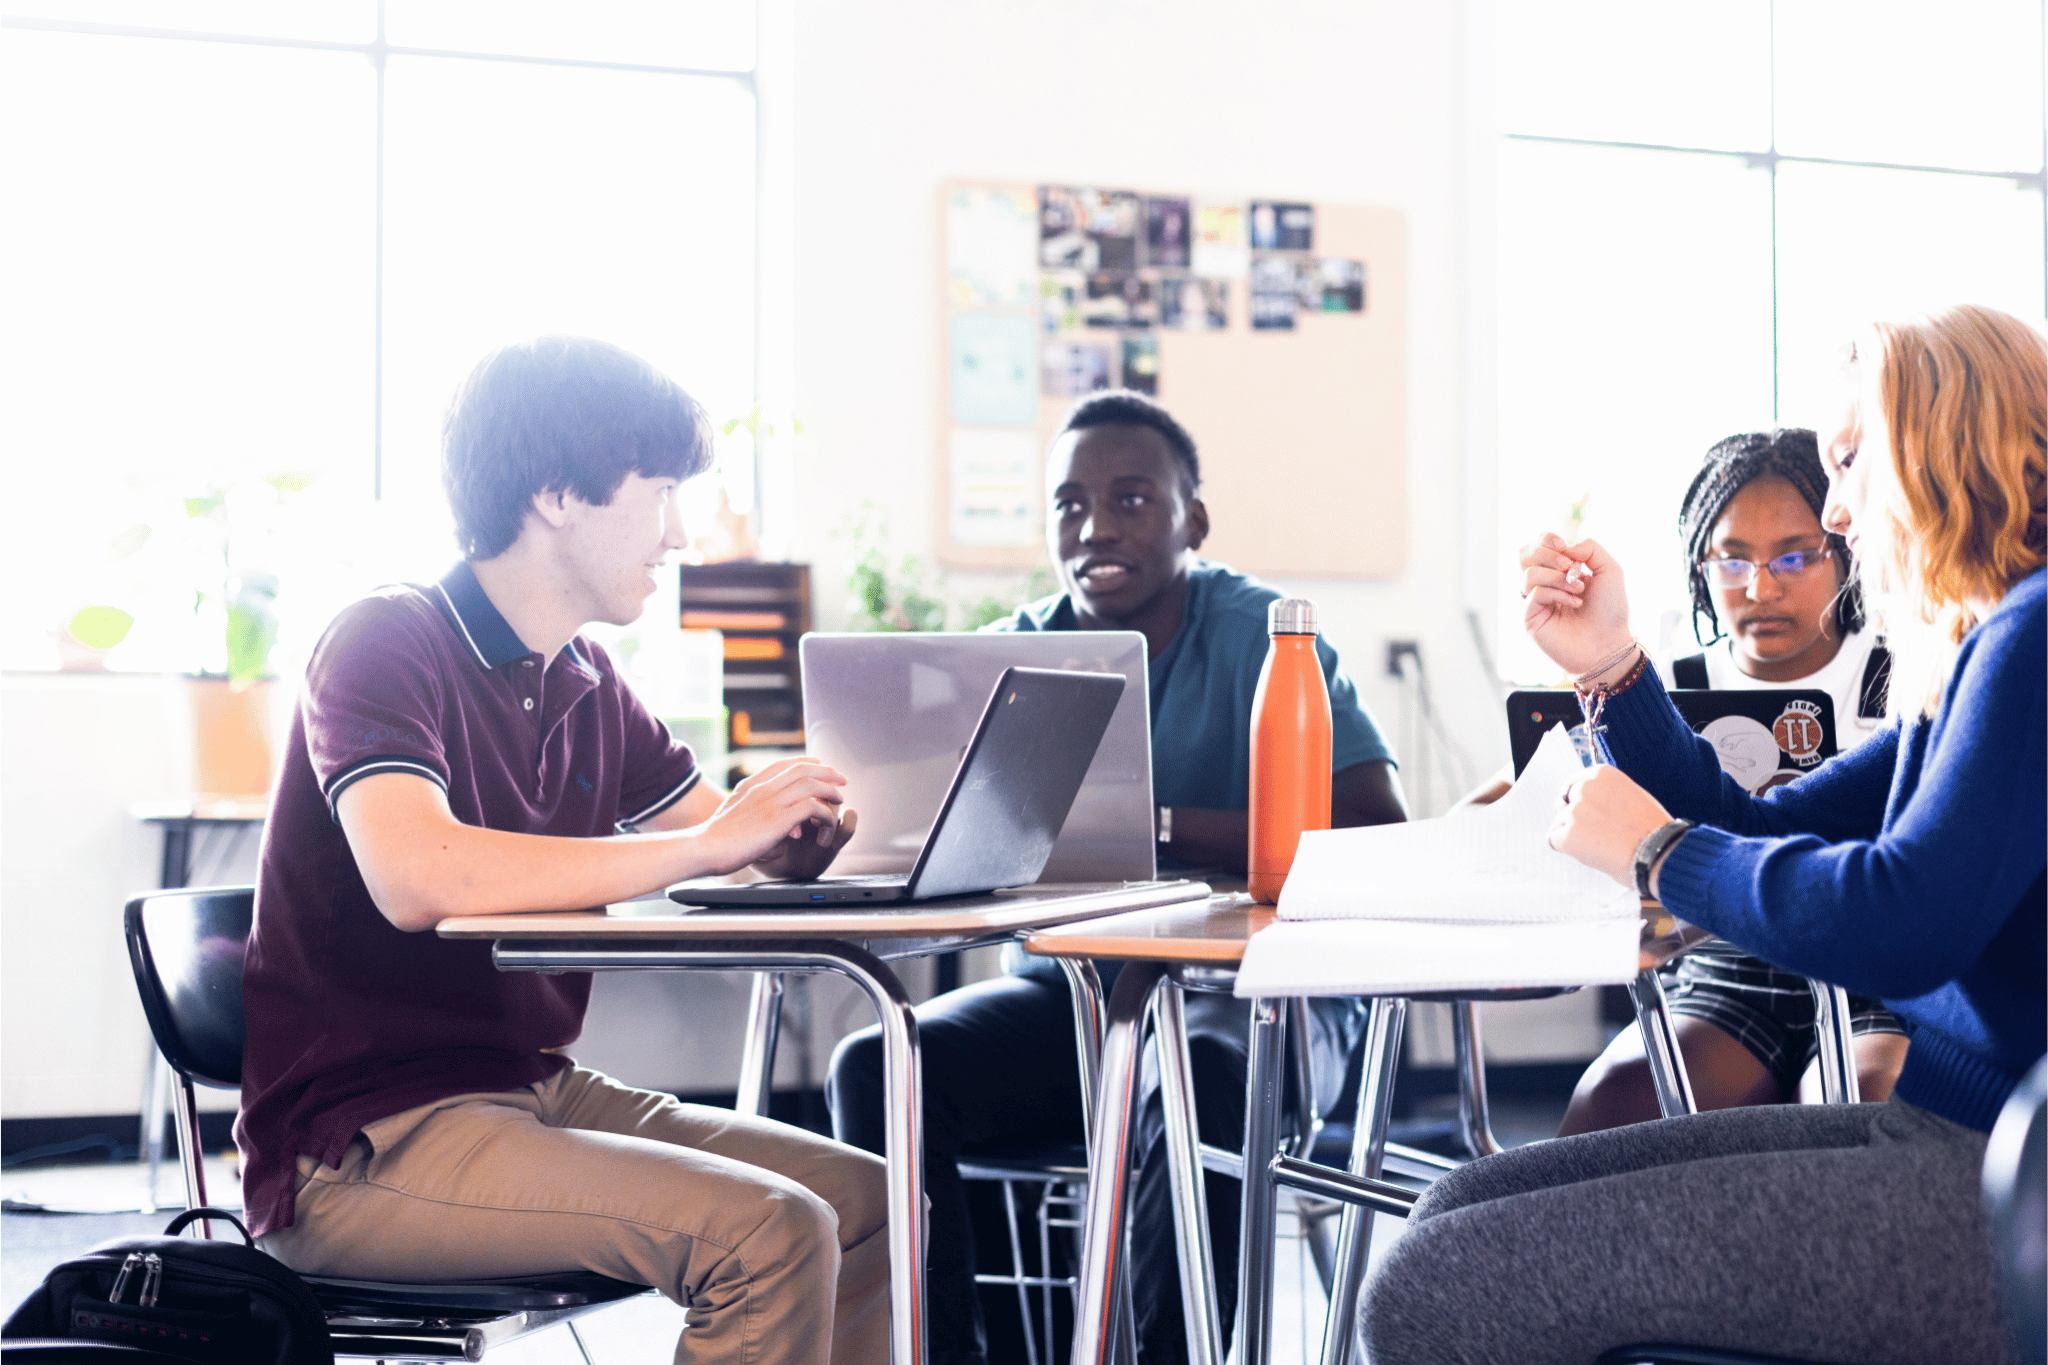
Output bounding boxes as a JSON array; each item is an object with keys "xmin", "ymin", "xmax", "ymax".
[{"xmin": 238, "ymin": 337, "xmax": 887, "ymax": 1365}]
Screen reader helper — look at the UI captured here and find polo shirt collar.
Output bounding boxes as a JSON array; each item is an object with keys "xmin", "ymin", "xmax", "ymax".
[{"xmin": 433, "ymin": 562, "xmax": 532, "ymax": 671}]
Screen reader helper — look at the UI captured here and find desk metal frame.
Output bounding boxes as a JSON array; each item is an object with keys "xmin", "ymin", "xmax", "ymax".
[{"xmin": 493, "ymin": 938, "xmax": 929, "ymax": 1365}]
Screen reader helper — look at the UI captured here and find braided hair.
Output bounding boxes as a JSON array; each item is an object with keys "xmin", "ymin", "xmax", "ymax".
[{"xmin": 1678, "ymin": 428, "xmax": 1865, "ymax": 647}]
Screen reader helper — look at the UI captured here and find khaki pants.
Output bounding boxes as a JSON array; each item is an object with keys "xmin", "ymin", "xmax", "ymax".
[{"xmin": 260, "ymin": 1066, "xmax": 890, "ymax": 1365}]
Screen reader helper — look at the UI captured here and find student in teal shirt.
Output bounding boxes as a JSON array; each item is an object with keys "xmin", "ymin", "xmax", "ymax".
[{"xmin": 829, "ymin": 391, "xmax": 1405, "ymax": 1365}]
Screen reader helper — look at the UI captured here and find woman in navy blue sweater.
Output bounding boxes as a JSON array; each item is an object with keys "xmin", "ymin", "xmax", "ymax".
[{"xmin": 1364, "ymin": 303, "xmax": 2044, "ymax": 1365}]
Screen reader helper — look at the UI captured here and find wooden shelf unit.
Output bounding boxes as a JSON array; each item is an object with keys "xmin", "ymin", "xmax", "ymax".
[{"xmin": 678, "ymin": 561, "xmax": 811, "ymax": 756}]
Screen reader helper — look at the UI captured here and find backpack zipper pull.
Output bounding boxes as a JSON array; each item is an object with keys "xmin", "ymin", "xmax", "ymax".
[
  {"xmin": 139, "ymin": 1253, "xmax": 163, "ymax": 1308},
  {"xmin": 108, "ymin": 1252, "xmax": 144, "ymax": 1304}
]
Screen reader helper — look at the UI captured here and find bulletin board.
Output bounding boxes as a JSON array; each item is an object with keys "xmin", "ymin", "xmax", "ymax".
[{"xmin": 936, "ymin": 180, "xmax": 1407, "ymax": 578}]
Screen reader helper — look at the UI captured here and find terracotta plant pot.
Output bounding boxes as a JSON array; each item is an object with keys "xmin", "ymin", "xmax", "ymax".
[{"xmin": 189, "ymin": 677, "xmax": 274, "ymax": 798}]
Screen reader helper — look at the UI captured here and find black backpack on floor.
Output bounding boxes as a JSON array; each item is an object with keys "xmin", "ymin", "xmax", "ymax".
[{"xmin": 2, "ymin": 1209, "xmax": 333, "ymax": 1364}]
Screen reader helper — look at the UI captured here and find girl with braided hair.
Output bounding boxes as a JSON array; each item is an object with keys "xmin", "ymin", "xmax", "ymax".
[{"xmin": 1556, "ymin": 429, "xmax": 1910, "ymax": 1135}]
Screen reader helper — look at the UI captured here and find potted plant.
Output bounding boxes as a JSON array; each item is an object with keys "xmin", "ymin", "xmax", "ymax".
[{"xmin": 64, "ymin": 472, "xmax": 312, "ymax": 797}]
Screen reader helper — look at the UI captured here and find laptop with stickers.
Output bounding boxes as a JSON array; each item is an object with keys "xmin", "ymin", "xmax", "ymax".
[{"xmin": 1506, "ymin": 688, "xmax": 1838, "ymax": 793}]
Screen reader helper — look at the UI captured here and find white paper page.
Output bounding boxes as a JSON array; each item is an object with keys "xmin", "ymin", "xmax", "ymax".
[
  {"xmin": 1276, "ymin": 725, "xmax": 1638, "ymax": 923},
  {"xmin": 1234, "ymin": 917, "xmax": 1642, "ymax": 997}
]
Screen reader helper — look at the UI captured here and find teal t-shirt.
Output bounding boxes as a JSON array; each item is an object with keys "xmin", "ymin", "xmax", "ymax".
[{"xmin": 988, "ymin": 559, "xmax": 1394, "ymax": 814}]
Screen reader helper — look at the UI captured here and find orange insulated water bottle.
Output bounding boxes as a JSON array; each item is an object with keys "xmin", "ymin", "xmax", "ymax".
[{"xmin": 1248, "ymin": 598, "xmax": 1331, "ymax": 904}]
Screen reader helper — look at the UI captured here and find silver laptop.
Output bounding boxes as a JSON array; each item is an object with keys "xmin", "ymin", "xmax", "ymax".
[
  {"xmin": 671, "ymin": 667, "xmax": 1124, "ymax": 906},
  {"xmin": 798, "ymin": 631, "xmax": 1156, "ymax": 881}
]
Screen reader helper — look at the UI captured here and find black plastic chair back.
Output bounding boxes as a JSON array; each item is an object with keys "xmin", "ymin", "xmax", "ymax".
[{"xmin": 123, "ymin": 886, "xmax": 253, "ymax": 1090}]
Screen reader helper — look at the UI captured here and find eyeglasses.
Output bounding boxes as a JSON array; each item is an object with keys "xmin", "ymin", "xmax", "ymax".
[{"xmin": 1701, "ymin": 544, "xmax": 1833, "ymax": 588}]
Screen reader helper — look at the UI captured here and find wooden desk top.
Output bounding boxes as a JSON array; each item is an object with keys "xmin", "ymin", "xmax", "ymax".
[
  {"xmin": 1027, "ymin": 894, "xmax": 1713, "ymax": 973},
  {"xmin": 1024, "ymin": 894, "xmax": 1270, "ymax": 964},
  {"xmin": 436, "ymin": 879, "xmax": 1213, "ymax": 944}
]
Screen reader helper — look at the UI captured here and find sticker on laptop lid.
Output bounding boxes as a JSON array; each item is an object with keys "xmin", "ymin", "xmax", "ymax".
[
  {"xmin": 1773, "ymin": 699, "xmax": 1826, "ymax": 768},
  {"xmin": 1700, "ymin": 715, "xmax": 1783, "ymax": 793}
]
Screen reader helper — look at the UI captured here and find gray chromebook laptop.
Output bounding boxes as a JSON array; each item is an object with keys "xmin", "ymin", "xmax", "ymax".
[{"xmin": 670, "ymin": 666, "xmax": 1127, "ymax": 908}]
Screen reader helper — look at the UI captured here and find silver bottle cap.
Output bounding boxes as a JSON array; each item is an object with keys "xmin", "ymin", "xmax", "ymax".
[{"xmin": 1268, "ymin": 598, "xmax": 1318, "ymax": 635}]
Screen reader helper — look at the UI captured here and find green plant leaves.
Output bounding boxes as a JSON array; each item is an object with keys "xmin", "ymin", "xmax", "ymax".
[
  {"xmin": 67, "ymin": 605, "xmax": 134, "ymax": 651},
  {"xmin": 224, "ymin": 602, "xmax": 277, "ymax": 685}
]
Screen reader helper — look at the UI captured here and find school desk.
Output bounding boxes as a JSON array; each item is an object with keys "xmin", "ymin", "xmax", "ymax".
[
  {"xmin": 1022, "ymin": 895, "xmax": 1724, "ymax": 1365},
  {"xmin": 435, "ymin": 877, "xmax": 1212, "ymax": 1365}
]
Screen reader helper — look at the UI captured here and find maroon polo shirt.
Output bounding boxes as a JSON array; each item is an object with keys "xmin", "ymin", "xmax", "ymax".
[{"xmin": 236, "ymin": 562, "xmax": 700, "ymax": 1237}]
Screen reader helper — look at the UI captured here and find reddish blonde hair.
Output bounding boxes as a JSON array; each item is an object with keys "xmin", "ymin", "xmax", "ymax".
[{"xmin": 1860, "ymin": 305, "xmax": 2047, "ymax": 715}]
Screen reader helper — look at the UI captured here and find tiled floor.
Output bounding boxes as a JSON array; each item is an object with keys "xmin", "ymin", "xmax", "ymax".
[{"xmin": 1, "ymin": 1097, "xmax": 1566, "ymax": 1364}]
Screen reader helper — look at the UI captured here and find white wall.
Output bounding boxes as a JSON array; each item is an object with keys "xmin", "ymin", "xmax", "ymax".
[{"xmin": 786, "ymin": 0, "xmax": 1599, "ymax": 1062}]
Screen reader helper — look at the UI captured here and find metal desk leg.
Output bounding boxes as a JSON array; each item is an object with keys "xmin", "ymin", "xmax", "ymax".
[
  {"xmin": 1153, "ymin": 981, "xmax": 1223, "ymax": 1365},
  {"xmin": 1628, "ymin": 967, "xmax": 1697, "ymax": 1118},
  {"xmin": 1318, "ymin": 997, "xmax": 1406, "ymax": 1365},
  {"xmin": 1056, "ymin": 956, "xmax": 1137, "ymax": 1365},
  {"xmin": 735, "ymin": 972, "xmax": 786, "ymax": 1118},
  {"xmin": 1232, "ymin": 997, "xmax": 1288, "ymax": 1365},
  {"xmin": 1057, "ymin": 957, "xmax": 1108, "ymax": 1132},
  {"xmin": 1809, "ymin": 981, "xmax": 1862, "ymax": 1105},
  {"xmin": 492, "ymin": 940, "xmax": 926, "ymax": 1365},
  {"xmin": 1451, "ymin": 1001, "xmax": 1503, "ymax": 1159},
  {"xmin": 1070, "ymin": 962, "xmax": 1166, "ymax": 1365}
]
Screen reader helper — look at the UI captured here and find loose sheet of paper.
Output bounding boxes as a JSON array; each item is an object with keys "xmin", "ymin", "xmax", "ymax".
[
  {"xmin": 1234, "ymin": 917, "xmax": 1642, "ymax": 997},
  {"xmin": 1276, "ymin": 724, "xmax": 1638, "ymax": 924}
]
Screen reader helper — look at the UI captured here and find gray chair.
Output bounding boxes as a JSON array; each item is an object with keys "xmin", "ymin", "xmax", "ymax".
[
  {"xmin": 124, "ymin": 885, "xmax": 650, "ymax": 1364},
  {"xmin": 1985, "ymin": 1056, "xmax": 2046, "ymax": 1365}
]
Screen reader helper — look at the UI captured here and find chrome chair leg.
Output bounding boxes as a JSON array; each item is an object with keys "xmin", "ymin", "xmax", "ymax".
[
  {"xmin": 1809, "ymin": 981, "xmax": 1862, "ymax": 1105},
  {"xmin": 1152, "ymin": 981, "xmax": 1224, "ymax": 1365},
  {"xmin": 735, "ymin": 971, "xmax": 785, "ymax": 1118},
  {"xmin": 1318, "ymin": 997, "xmax": 1406, "ymax": 1365},
  {"xmin": 1451, "ymin": 1001, "xmax": 1503, "ymax": 1158},
  {"xmin": 997, "ymin": 1177, "xmax": 1041, "ymax": 1365},
  {"xmin": 1628, "ymin": 967, "xmax": 1697, "ymax": 1118},
  {"xmin": 172, "ymin": 1074, "xmax": 210, "ymax": 1231}
]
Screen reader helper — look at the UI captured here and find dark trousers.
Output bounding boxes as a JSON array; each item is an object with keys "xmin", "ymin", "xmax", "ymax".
[{"xmin": 826, "ymin": 967, "xmax": 1361, "ymax": 1365}]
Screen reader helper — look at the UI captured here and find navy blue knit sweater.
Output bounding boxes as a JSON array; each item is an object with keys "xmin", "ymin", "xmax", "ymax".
[{"xmin": 1603, "ymin": 568, "xmax": 2046, "ymax": 1132}]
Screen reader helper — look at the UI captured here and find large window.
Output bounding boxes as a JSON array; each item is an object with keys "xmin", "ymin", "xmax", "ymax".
[
  {"xmin": 1495, "ymin": 1, "xmax": 2047, "ymax": 680},
  {"xmin": 1, "ymin": 2, "xmax": 759, "ymax": 673}
]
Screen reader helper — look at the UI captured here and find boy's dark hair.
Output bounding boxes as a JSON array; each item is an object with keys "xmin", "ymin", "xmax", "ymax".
[
  {"xmin": 442, "ymin": 336, "xmax": 714, "ymax": 560},
  {"xmin": 1679, "ymin": 428, "xmax": 1865, "ymax": 646},
  {"xmin": 1059, "ymin": 389, "xmax": 1201, "ymax": 495}
]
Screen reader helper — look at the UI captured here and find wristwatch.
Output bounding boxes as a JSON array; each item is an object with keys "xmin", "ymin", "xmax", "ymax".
[
  {"xmin": 1156, "ymin": 805, "xmax": 1172, "ymax": 845},
  {"xmin": 1633, "ymin": 819, "xmax": 1695, "ymax": 900}
]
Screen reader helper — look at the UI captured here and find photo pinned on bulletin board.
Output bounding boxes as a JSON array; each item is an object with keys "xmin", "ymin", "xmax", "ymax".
[
  {"xmin": 1144, "ymin": 197, "xmax": 1191, "ymax": 269},
  {"xmin": 1040, "ymin": 270, "xmax": 1083, "ymax": 333},
  {"xmin": 1083, "ymin": 273, "xmax": 1154, "ymax": 329},
  {"xmin": 1039, "ymin": 186, "xmax": 1093, "ymax": 270},
  {"xmin": 1043, "ymin": 340, "xmax": 1112, "ymax": 397},
  {"xmin": 1157, "ymin": 276, "xmax": 1230, "ymax": 331},
  {"xmin": 1249, "ymin": 255, "xmax": 1299, "ymax": 331},
  {"xmin": 949, "ymin": 428, "xmax": 1040, "ymax": 548},
  {"xmin": 1121, "ymin": 333, "xmax": 1160, "ymax": 395},
  {"xmin": 1248, "ymin": 200, "xmax": 1314, "ymax": 251},
  {"xmin": 1082, "ymin": 189, "xmax": 1142, "ymax": 272},
  {"xmin": 1297, "ymin": 258, "xmax": 1366, "ymax": 314},
  {"xmin": 1192, "ymin": 202, "xmax": 1249, "ymax": 279},
  {"xmin": 946, "ymin": 186, "xmax": 1038, "ymax": 309},
  {"xmin": 949, "ymin": 312, "xmax": 1039, "ymax": 424}
]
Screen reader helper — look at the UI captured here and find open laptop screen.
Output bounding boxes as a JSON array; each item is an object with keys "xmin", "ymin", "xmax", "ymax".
[{"xmin": 801, "ymin": 631, "xmax": 1155, "ymax": 881}]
